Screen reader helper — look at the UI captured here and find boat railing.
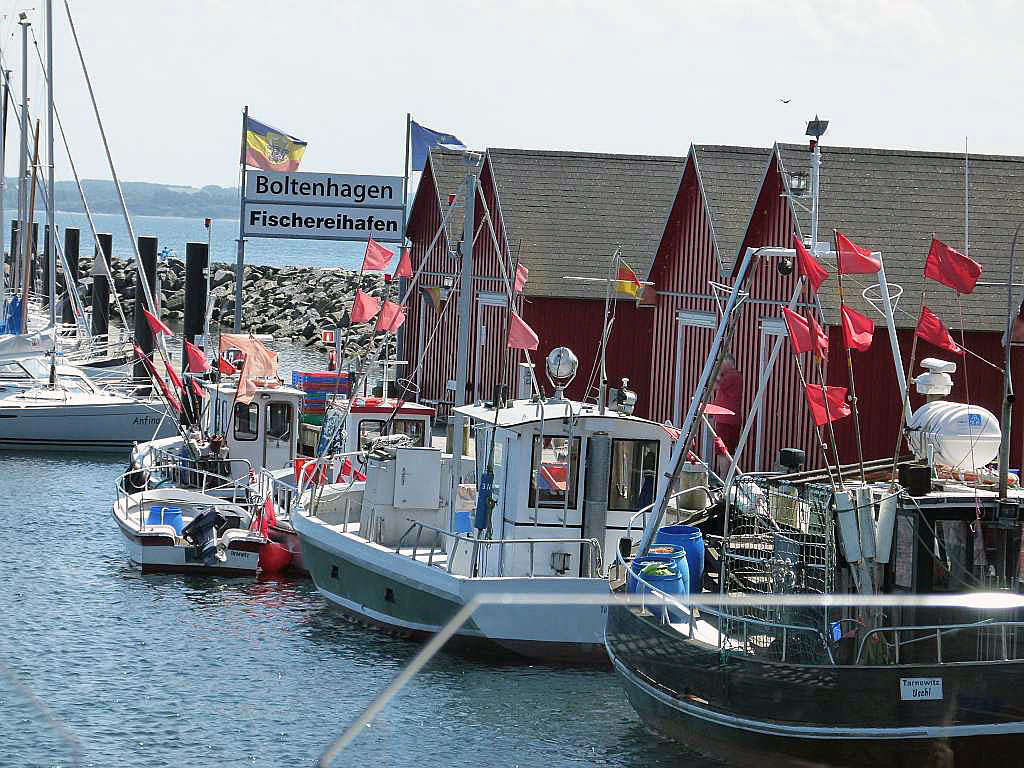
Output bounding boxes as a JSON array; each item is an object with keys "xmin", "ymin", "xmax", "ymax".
[
  {"xmin": 628, "ymin": 568, "xmax": 835, "ymax": 664},
  {"xmin": 147, "ymin": 444, "xmax": 255, "ymax": 486},
  {"xmin": 624, "ymin": 485, "xmax": 716, "ymax": 545},
  {"xmin": 116, "ymin": 461, "xmax": 261, "ymax": 530},
  {"xmin": 396, "ymin": 519, "xmax": 604, "ymax": 578},
  {"xmin": 854, "ymin": 619, "xmax": 1024, "ymax": 666}
]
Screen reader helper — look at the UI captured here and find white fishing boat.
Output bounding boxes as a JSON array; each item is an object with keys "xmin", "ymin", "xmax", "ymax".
[
  {"xmin": 290, "ymin": 348, "xmax": 677, "ymax": 663},
  {"xmin": 112, "ymin": 471, "xmax": 266, "ymax": 576}
]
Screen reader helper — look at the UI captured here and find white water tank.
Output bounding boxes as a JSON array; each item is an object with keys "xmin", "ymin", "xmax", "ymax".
[{"xmin": 907, "ymin": 400, "xmax": 1001, "ymax": 471}]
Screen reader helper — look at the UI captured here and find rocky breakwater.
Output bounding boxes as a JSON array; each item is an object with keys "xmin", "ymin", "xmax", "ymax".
[{"xmin": 74, "ymin": 253, "xmax": 392, "ymax": 355}]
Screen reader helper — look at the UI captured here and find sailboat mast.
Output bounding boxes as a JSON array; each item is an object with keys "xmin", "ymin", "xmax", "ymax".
[
  {"xmin": 45, "ymin": 0, "xmax": 55, "ymax": 326},
  {"xmin": 17, "ymin": 15, "xmax": 28, "ymax": 314}
]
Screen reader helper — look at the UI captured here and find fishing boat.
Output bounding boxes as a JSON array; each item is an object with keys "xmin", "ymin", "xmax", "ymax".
[
  {"xmin": 0, "ymin": 331, "xmax": 175, "ymax": 451},
  {"xmin": 606, "ymin": 230, "xmax": 1024, "ymax": 764},
  {"xmin": 112, "ymin": 470, "xmax": 266, "ymax": 576},
  {"xmin": 290, "ymin": 347, "xmax": 677, "ymax": 663}
]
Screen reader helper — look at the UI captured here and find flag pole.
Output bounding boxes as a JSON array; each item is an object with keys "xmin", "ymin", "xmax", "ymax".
[
  {"xmin": 834, "ymin": 230, "xmax": 867, "ymax": 482},
  {"xmin": 401, "ymin": 113, "xmax": 411, "ymax": 244},
  {"xmin": 234, "ymin": 105, "xmax": 248, "ymax": 333},
  {"xmin": 597, "ymin": 248, "xmax": 618, "ymax": 414}
]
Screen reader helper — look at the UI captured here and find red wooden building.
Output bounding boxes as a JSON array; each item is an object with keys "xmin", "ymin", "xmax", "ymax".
[
  {"xmin": 404, "ymin": 146, "xmax": 684, "ymax": 419},
  {"xmin": 649, "ymin": 141, "xmax": 1024, "ymax": 471}
]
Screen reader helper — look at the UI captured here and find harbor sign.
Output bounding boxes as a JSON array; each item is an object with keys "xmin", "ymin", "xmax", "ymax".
[{"xmin": 241, "ymin": 170, "xmax": 404, "ymax": 243}]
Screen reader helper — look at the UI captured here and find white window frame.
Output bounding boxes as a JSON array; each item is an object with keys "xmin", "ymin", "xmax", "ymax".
[
  {"xmin": 754, "ymin": 317, "xmax": 788, "ymax": 471},
  {"xmin": 674, "ymin": 310, "xmax": 717, "ymax": 427}
]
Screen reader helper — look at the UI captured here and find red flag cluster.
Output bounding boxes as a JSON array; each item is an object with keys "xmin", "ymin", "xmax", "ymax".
[
  {"xmin": 835, "ymin": 231, "xmax": 880, "ymax": 274},
  {"xmin": 361, "ymin": 239, "xmax": 394, "ymax": 272},
  {"xmin": 376, "ymin": 300, "xmax": 406, "ymax": 333},
  {"xmin": 133, "ymin": 343, "xmax": 181, "ymax": 412},
  {"xmin": 351, "ymin": 290, "xmax": 381, "ymax": 324}
]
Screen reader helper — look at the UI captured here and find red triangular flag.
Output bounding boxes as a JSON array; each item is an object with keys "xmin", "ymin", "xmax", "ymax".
[
  {"xmin": 133, "ymin": 343, "xmax": 181, "ymax": 412},
  {"xmin": 915, "ymin": 306, "xmax": 963, "ymax": 355},
  {"xmin": 514, "ymin": 263, "xmax": 529, "ymax": 294},
  {"xmin": 835, "ymin": 231, "xmax": 881, "ymax": 274},
  {"xmin": 164, "ymin": 362, "xmax": 184, "ymax": 391},
  {"xmin": 184, "ymin": 340, "xmax": 210, "ymax": 374},
  {"xmin": 394, "ymin": 246, "xmax": 413, "ymax": 279},
  {"xmin": 794, "ymin": 233, "xmax": 828, "ymax": 293},
  {"xmin": 375, "ymin": 300, "xmax": 406, "ymax": 332},
  {"xmin": 217, "ymin": 356, "xmax": 237, "ymax": 375},
  {"xmin": 361, "ymin": 239, "xmax": 394, "ymax": 272},
  {"xmin": 804, "ymin": 384, "xmax": 852, "ymax": 427},
  {"xmin": 924, "ymin": 237, "xmax": 981, "ymax": 295},
  {"xmin": 507, "ymin": 311, "xmax": 539, "ymax": 350},
  {"xmin": 190, "ymin": 378, "xmax": 206, "ymax": 399},
  {"xmin": 142, "ymin": 308, "xmax": 172, "ymax": 336},
  {"xmin": 351, "ymin": 289, "xmax": 381, "ymax": 324},
  {"xmin": 840, "ymin": 306, "xmax": 874, "ymax": 352},
  {"xmin": 782, "ymin": 308, "xmax": 828, "ymax": 358}
]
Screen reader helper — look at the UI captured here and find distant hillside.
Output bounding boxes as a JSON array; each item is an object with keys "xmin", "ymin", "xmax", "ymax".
[{"xmin": 4, "ymin": 177, "xmax": 240, "ymax": 219}]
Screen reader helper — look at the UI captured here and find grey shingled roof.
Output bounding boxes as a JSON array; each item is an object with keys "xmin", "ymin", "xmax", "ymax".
[
  {"xmin": 410, "ymin": 147, "xmax": 479, "ymax": 246},
  {"xmin": 776, "ymin": 142, "xmax": 1024, "ymax": 332},
  {"xmin": 691, "ymin": 144, "xmax": 773, "ymax": 274},
  {"xmin": 485, "ymin": 148, "xmax": 685, "ymax": 299}
]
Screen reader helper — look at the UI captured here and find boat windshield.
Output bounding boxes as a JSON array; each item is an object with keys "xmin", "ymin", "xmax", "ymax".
[
  {"xmin": 0, "ymin": 358, "xmax": 47, "ymax": 380},
  {"xmin": 529, "ymin": 436, "xmax": 581, "ymax": 508},
  {"xmin": 357, "ymin": 418, "xmax": 426, "ymax": 448}
]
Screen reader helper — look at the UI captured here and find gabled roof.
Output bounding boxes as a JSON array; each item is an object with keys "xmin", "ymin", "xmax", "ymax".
[
  {"xmin": 409, "ymin": 147, "xmax": 478, "ymax": 246},
  {"xmin": 691, "ymin": 144, "xmax": 773, "ymax": 274},
  {"xmin": 485, "ymin": 148, "xmax": 685, "ymax": 300},
  {"xmin": 775, "ymin": 142, "xmax": 1024, "ymax": 332}
]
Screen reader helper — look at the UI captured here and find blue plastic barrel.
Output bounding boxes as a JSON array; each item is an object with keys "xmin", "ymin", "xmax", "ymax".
[
  {"xmin": 628, "ymin": 556, "xmax": 687, "ymax": 621},
  {"xmin": 656, "ymin": 524, "xmax": 705, "ymax": 593}
]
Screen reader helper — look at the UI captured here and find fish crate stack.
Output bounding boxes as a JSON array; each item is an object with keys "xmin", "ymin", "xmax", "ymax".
[{"xmin": 292, "ymin": 371, "xmax": 351, "ymax": 425}]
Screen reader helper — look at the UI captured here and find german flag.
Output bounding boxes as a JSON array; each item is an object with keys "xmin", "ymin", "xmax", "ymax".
[
  {"xmin": 614, "ymin": 260, "xmax": 643, "ymax": 299},
  {"xmin": 244, "ymin": 116, "xmax": 307, "ymax": 172}
]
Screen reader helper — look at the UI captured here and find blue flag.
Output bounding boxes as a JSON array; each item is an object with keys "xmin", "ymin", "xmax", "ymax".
[{"xmin": 410, "ymin": 120, "xmax": 465, "ymax": 171}]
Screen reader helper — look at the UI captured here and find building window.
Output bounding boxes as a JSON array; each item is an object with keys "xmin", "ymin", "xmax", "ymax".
[
  {"xmin": 528, "ymin": 436, "xmax": 581, "ymax": 509},
  {"xmin": 608, "ymin": 439, "xmax": 660, "ymax": 512},
  {"xmin": 266, "ymin": 403, "xmax": 293, "ymax": 441},
  {"xmin": 233, "ymin": 402, "xmax": 258, "ymax": 441}
]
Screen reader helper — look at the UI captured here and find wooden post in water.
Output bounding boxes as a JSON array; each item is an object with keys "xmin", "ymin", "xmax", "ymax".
[
  {"xmin": 133, "ymin": 236, "xmax": 158, "ymax": 383},
  {"xmin": 91, "ymin": 232, "xmax": 112, "ymax": 338},
  {"xmin": 61, "ymin": 227, "xmax": 79, "ymax": 326}
]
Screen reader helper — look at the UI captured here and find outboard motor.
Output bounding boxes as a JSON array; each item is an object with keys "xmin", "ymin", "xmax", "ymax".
[{"xmin": 181, "ymin": 509, "xmax": 223, "ymax": 565}]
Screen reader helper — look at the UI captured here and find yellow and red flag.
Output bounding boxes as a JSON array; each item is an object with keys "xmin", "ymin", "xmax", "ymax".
[
  {"xmin": 614, "ymin": 260, "xmax": 643, "ymax": 298},
  {"xmin": 244, "ymin": 116, "xmax": 307, "ymax": 172}
]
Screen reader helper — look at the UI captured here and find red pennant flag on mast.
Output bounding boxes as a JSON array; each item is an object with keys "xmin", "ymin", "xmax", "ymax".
[
  {"xmin": 507, "ymin": 311, "xmax": 539, "ymax": 350},
  {"xmin": 834, "ymin": 231, "xmax": 881, "ymax": 274},
  {"xmin": 840, "ymin": 306, "xmax": 874, "ymax": 352},
  {"xmin": 217, "ymin": 356, "xmax": 238, "ymax": 376},
  {"xmin": 513, "ymin": 263, "xmax": 529, "ymax": 294},
  {"xmin": 361, "ymin": 239, "xmax": 394, "ymax": 272},
  {"xmin": 375, "ymin": 300, "xmax": 406, "ymax": 332},
  {"xmin": 394, "ymin": 247, "xmax": 413, "ymax": 279},
  {"xmin": 142, "ymin": 308, "xmax": 172, "ymax": 336},
  {"xmin": 804, "ymin": 384, "xmax": 852, "ymax": 426},
  {"xmin": 782, "ymin": 308, "xmax": 828, "ymax": 358},
  {"xmin": 794, "ymin": 233, "xmax": 828, "ymax": 293},
  {"xmin": 915, "ymin": 306, "xmax": 963, "ymax": 355},
  {"xmin": 924, "ymin": 237, "xmax": 981, "ymax": 294},
  {"xmin": 184, "ymin": 340, "xmax": 210, "ymax": 374},
  {"xmin": 350, "ymin": 290, "xmax": 382, "ymax": 324},
  {"xmin": 164, "ymin": 362, "xmax": 184, "ymax": 391},
  {"xmin": 133, "ymin": 343, "xmax": 181, "ymax": 412}
]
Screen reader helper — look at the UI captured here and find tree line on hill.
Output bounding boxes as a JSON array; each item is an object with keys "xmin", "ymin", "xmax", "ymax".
[{"xmin": 3, "ymin": 177, "xmax": 239, "ymax": 219}]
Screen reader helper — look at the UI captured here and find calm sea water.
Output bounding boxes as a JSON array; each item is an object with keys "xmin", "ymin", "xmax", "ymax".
[
  {"xmin": 4, "ymin": 210, "xmax": 380, "ymax": 271},
  {"xmin": 0, "ymin": 305, "xmax": 707, "ymax": 767}
]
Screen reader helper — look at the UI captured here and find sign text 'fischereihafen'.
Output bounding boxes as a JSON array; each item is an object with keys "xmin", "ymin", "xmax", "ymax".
[
  {"xmin": 243, "ymin": 203, "xmax": 403, "ymax": 243},
  {"xmin": 245, "ymin": 170, "xmax": 403, "ymax": 208}
]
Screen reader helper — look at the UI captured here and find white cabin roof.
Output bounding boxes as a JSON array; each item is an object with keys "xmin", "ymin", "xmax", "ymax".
[{"xmin": 455, "ymin": 398, "xmax": 669, "ymax": 431}]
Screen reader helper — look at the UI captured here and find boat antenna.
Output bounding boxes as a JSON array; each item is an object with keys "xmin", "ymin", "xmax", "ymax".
[{"xmin": 998, "ymin": 223, "xmax": 1023, "ymax": 498}]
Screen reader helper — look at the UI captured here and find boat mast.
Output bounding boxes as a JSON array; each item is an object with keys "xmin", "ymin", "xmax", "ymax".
[
  {"xmin": 0, "ymin": 68, "xmax": 7, "ymax": 318},
  {"xmin": 45, "ymin": 0, "xmax": 55, "ymax": 326},
  {"xmin": 16, "ymin": 14, "xmax": 28, "ymax": 321}
]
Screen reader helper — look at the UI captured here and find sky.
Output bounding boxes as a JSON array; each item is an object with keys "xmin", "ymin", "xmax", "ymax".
[{"xmin": 3, "ymin": 0, "xmax": 1021, "ymax": 188}]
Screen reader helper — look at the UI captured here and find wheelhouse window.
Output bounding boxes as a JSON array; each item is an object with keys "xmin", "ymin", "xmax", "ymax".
[
  {"xmin": 608, "ymin": 439, "xmax": 660, "ymax": 512},
  {"xmin": 529, "ymin": 436, "xmax": 581, "ymax": 508},
  {"xmin": 233, "ymin": 402, "xmax": 258, "ymax": 440},
  {"xmin": 358, "ymin": 418, "xmax": 427, "ymax": 448},
  {"xmin": 266, "ymin": 403, "xmax": 293, "ymax": 441}
]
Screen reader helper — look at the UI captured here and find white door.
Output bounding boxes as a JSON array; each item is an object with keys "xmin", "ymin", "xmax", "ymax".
[
  {"xmin": 263, "ymin": 400, "xmax": 296, "ymax": 471},
  {"xmin": 673, "ymin": 310, "xmax": 717, "ymax": 427},
  {"xmin": 754, "ymin": 317, "xmax": 787, "ymax": 471}
]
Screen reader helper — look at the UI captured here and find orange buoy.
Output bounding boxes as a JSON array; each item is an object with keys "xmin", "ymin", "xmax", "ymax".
[{"xmin": 259, "ymin": 539, "xmax": 292, "ymax": 574}]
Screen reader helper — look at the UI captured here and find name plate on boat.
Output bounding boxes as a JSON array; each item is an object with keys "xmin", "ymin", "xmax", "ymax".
[{"xmin": 900, "ymin": 677, "xmax": 943, "ymax": 701}]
